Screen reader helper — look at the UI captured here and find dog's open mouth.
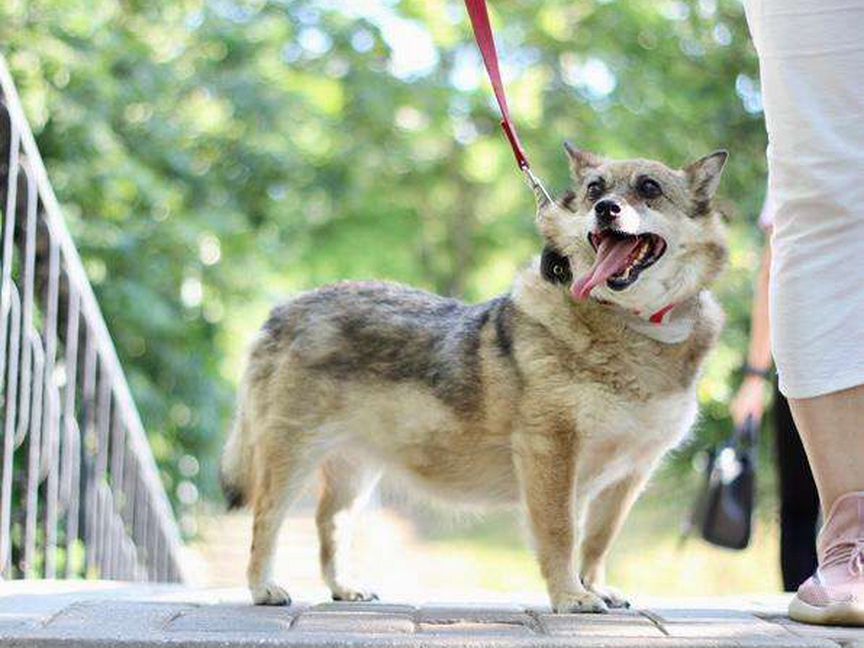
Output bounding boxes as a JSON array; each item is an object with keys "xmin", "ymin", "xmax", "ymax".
[{"xmin": 571, "ymin": 230, "xmax": 667, "ymax": 301}]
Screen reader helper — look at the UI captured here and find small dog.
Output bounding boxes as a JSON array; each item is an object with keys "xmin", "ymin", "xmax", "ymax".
[{"xmin": 220, "ymin": 143, "xmax": 728, "ymax": 612}]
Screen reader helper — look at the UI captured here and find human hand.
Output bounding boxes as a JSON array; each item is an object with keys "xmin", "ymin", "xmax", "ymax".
[{"xmin": 730, "ymin": 375, "xmax": 768, "ymax": 428}]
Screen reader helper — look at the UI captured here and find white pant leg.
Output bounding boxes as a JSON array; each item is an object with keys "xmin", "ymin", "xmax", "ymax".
[{"xmin": 745, "ymin": 0, "xmax": 864, "ymax": 398}]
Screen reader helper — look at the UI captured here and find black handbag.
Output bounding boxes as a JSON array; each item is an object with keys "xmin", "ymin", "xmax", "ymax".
[{"xmin": 688, "ymin": 416, "xmax": 758, "ymax": 550}]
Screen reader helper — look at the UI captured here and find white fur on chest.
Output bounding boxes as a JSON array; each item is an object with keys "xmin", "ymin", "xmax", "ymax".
[{"xmin": 573, "ymin": 385, "xmax": 697, "ymax": 497}]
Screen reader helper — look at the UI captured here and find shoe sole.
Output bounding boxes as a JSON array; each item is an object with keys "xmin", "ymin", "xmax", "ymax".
[{"xmin": 789, "ymin": 596, "xmax": 864, "ymax": 626}]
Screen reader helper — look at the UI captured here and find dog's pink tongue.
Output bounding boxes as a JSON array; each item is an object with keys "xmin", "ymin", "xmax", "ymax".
[{"xmin": 571, "ymin": 237, "xmax": 640, "ymax": 301}]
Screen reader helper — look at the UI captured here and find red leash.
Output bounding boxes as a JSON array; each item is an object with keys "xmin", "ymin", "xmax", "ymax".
[
  {"xmin": 464, "ymin": 0, "xmax": 529, "ymax": 170},
  {"xmin": 463, "ymin": 0, "xmax": 551, "ymax": 204}
]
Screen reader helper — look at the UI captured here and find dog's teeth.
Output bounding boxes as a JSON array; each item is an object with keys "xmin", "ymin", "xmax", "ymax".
[{"xmin": 632, "ymin": 239, "xmax": 652, "ymax": 264}]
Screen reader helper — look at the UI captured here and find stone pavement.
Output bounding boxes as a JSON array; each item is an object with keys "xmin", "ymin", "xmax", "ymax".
[{"xmin": 1, "ymin": 581, "xmax": 863, "ymax": 647}]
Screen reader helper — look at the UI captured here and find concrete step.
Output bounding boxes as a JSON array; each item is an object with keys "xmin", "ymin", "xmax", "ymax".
[{"xmin": 0, "ymin": 581, "xmax": 857, "ymax": 647}]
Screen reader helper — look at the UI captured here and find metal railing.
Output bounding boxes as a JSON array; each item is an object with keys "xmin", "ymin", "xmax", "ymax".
[{"xmin": 0, "ymin": 55, "xmax": 186, "ymax": 583}]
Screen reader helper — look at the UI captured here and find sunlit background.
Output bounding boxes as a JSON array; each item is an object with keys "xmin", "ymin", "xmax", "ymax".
[{"xmin": 2, "ymin": 0, "xmax": 780, "ymax": 599}]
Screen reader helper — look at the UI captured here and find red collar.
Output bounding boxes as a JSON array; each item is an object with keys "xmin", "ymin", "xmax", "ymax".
[
  {"xmin": 648, "ymin": 303, "xmax": 677, "ymax": 325},
  {"xmin": 594, "ymin": 298, "xmax": 678, "ymax": 326}
]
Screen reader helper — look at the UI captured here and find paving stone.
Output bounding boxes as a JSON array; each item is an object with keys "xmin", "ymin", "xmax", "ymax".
[
  {"xmin": 0, "ymin": 583, "xmax": 852, "ymax": 647},
  {"xmin": 659, "ymin": 620, "xmax": 795, "ymax": 639},
  {"xmin": 292, "ymin": 610, "xmax": 416, "ymax": 634},
  {"xmin": 537, "ymin": 612, "xmax": 665, "ymax": 638},
  {"xmin": 528, "ymin": 607, "xmax": 648, "ymax": 621},
  {"xmin": 647, "ymin": 607, "xmax": 765, "ymax": 624},
  {"xmin": 767, "ymin": 614, "xmax": 864, "ymax": 643},
  {"xmin": 419, "ymin": 621, "xmax": 534, "ymax": 636},
  {"xmin": 167, "ymin": 604, "xmax": 298, "ymax": 632},
  {"xmin": 525, "ymin": 604, "xmax": 643, "ymax": 615},
  {"xmin": 418, "ymin": 603, "xmax": 532, "ymax": 627},
  {"xmin": 45, "ymin": 600, "xmax": 196, "ymax": 634},
  {"xmin": 0, "ymin": 582, "xmax": 162, "ymax": 629},
  {"xmin": 0, "ymin": 595, "xmax": 66, "ymax": 629},
  {"xmin": 311, "ymin": 601, "xmax": 417, "ymax": 615}
]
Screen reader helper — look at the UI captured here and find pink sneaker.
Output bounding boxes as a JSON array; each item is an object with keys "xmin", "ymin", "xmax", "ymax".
[{"xmin": 789, "ymin": 491, "xmax": 864, "ymax": 626}]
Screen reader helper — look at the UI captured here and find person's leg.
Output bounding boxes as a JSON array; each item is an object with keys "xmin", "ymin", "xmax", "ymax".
[
  {"xmin": 744, "ymin": 0, "xmax": 864, "ymax": 625},
  {"xmin": 790, "ymin": 387, "xmax": 864, "ymax": 516},
  {"xmin": 774, "ymin": 383, "xmax": 819, "ymax": 591}
]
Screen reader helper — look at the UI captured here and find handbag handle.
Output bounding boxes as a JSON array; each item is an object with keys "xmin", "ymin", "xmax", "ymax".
[{"xmin": 734, "ymin": 414, "xmax": 759, "ymax": 449}]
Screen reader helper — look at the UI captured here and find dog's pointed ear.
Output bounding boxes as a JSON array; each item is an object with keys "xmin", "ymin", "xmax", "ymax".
[
  {"xmin": 564, "ymin": 141, "xmax": 602, "ymax": 181},
  {"xmin": 684, "ymin": 150, "xmax": 728, "ymax": 200}
]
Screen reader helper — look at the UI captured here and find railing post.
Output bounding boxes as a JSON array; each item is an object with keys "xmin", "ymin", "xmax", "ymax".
[{"xmin": 0, "ymin": 52, "xmax": 188, "ymax": 583}]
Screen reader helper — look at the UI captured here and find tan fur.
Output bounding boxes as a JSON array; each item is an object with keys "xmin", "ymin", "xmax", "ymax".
[{"xmin": 221, "ymin": 148, "xmax": 728, "ymax": 612}]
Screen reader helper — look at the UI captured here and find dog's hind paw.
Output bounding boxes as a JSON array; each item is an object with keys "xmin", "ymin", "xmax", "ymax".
[
  {"xmin": 590, "ymin": 585, "xmax": 630, "ymax": 609},
  {"xmin": 552, "ymin": 590, "xmax": 609, "ymax": 614},
  {"xmin": 332, "ymin": 587, "xmax": 379, "ymax": 602},
  {"xmin": 251, "ymin": 582, "xmax": 292, "ymax": 606}
]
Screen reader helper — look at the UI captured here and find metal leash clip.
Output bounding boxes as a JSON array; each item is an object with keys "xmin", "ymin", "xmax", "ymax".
[{"xmin": 521, "ymin": 166, "xmax": 553, "ymax": 209}]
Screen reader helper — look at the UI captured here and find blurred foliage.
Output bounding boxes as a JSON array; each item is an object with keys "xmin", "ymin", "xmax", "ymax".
[{"xmin": 1, "ymin": 0, "xmax": 768, "ymax": 525}]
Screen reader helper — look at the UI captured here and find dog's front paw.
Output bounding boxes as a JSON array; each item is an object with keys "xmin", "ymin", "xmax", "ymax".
[
  {"xmin": 251, "ymin": 581, "xmax": 292, "ymax": 606},
  {"xmin": 552, "ymin": 589, "xmax": 609, "ymax": 614},
  {"xmin": 332, "ymin": 586, "xmax": 379, "ymax": 602},
  {"xmin": 588, "ymin": 584, "xmax": 630, "ymax": 609}
]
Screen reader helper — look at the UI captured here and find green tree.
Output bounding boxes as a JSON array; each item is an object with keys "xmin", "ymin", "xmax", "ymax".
[{"xmin": 1, "ymin": 0, "xmax": 768, "ymax": 525}]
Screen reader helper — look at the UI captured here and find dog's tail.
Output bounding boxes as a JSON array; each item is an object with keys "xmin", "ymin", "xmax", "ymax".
[{"xmin": 220, "ymin": 382, "xmax": 253, "ymax": 510}]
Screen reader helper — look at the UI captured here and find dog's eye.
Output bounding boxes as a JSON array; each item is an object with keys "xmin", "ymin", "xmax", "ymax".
[
  {"xmin": 637, "ymin": 177, "xmax": 662, "ymax": 199},
  {"xmin": 586, "ymin": 180, "xmax": 605, "ymax": 201}
]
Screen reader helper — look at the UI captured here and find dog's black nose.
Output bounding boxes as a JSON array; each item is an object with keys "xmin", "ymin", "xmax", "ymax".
[
  {"xmin": 594, "ymin": 199, "xmax": 621, "ymax": 226},
  {"xmin": 594, "ymin": 200, "xmax": 621, "ymax": 225}
]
